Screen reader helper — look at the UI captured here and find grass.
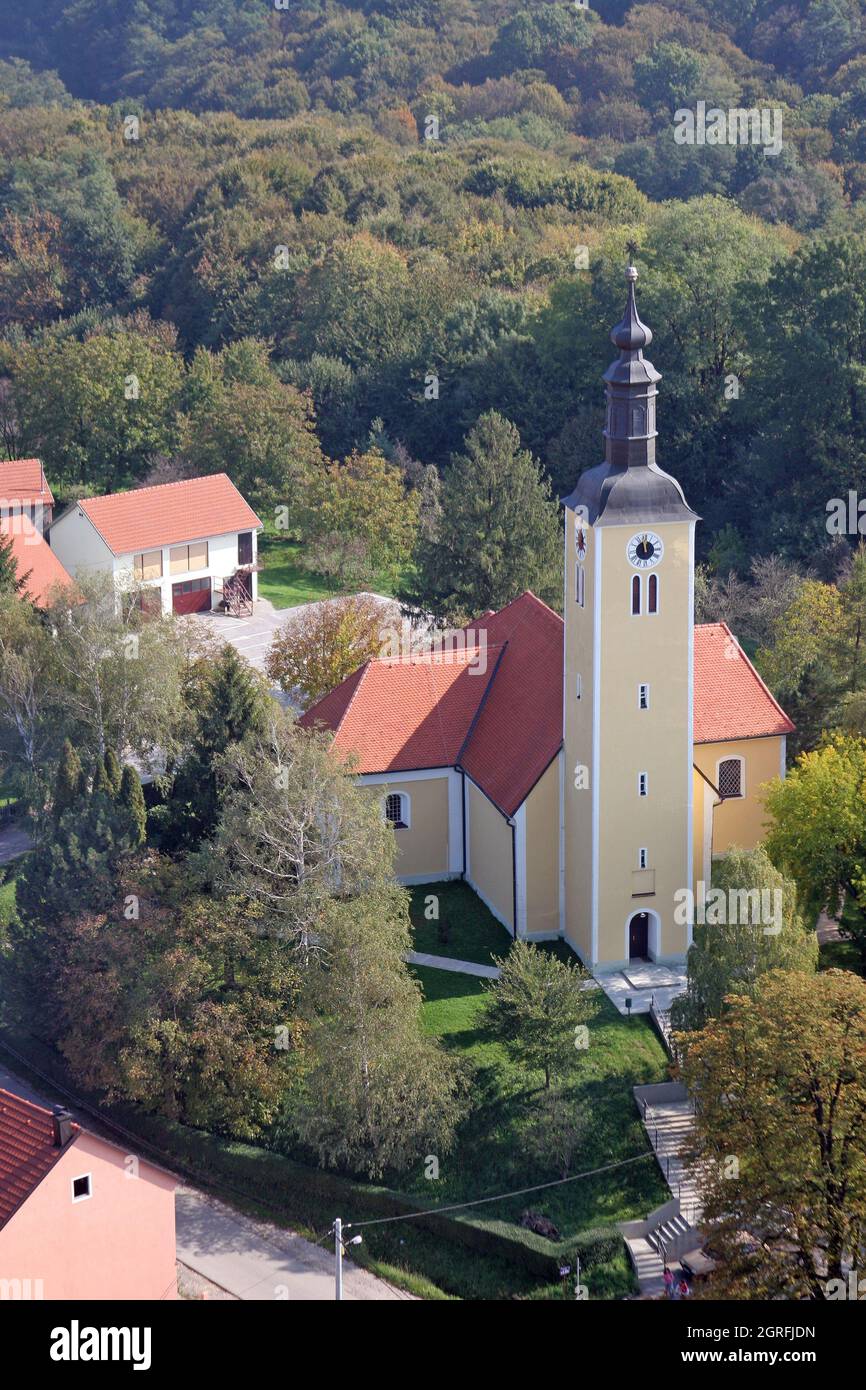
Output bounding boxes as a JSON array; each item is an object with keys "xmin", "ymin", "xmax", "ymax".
[
  {"xmin": 257, "ymin": 534, "xmax": 410, "ymax": 610},
  {"xmin": 403, "ymin": 959, "xmax": 671, "ymax": 1298},
  {"xmin": 0, "ymin": 876, "xmax": 16, "ymax": 934},
  {"xmin": 409, "ymin": 879, "xmax": 575, "ymax": 966}
]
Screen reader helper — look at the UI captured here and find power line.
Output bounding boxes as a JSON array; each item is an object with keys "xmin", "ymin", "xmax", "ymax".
[{"xmin": 346, "ymin": 1151, "xmax": 655, "ymax": 1229}]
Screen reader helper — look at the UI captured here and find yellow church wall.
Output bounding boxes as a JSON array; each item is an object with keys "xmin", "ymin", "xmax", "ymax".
[
  {"xmin": 371, "ymin": 775, "xmax": 451, "ymax": 880},
  {"xmin": 693, "ymin": 735, "xmax": 785, "ymax": 857},
  {"xmin": 467, "ymin": 778, "xmax": 514, "ymax": 933},
  {"xmin": 593, "ymin": 520, "xmax": 694, "ymax": 966},
  {"xmin": 524, "ymin": 755, "xmax": 561, "ymax": 937}
]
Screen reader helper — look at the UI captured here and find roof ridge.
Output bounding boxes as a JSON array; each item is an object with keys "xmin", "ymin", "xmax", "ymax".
[
  {"xmin": 80, "ymin": 471, "xmax": 233, "ymax": 507},
  {"xmin": 332, "ymin": 659, "xmax": 372, "ymax": 734}
]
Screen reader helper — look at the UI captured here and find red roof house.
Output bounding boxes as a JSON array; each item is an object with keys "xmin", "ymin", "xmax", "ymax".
[
  {"xmin": 0, "ymin": 1088, "xmax": 178, "ymax": 1300},
  {"xmin": 0, "ymin": 514, "xmax": 75, "ymax": 608},
  {"xmin": 0, "ymin": 459, "xmax": 54, "ymax": 532},
  {"xmin": 49, "ymin": 473, "xmax": 264, "ymax": 617}
]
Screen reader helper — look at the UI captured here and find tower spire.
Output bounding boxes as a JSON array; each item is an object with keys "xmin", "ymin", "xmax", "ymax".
[{"xmin": 602, "ymin": 254, "xmax": 660, "ymax": 469}]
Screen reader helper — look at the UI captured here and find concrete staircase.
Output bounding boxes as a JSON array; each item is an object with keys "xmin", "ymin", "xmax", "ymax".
[
  {"xmin": 647, "ymin": 1210, "xmax": 693, "ymax": 1262},
  {"xmin": 620, "ymin": 1082, "xmax": 706, "ymax": 1296},
  {"xmin": 625, "ymin": 1236, "xmax": 666, "ymax": 1299}
]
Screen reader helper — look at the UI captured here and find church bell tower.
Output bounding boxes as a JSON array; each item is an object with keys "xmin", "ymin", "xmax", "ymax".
[{"xmin": 562, "ymin": 259, "xmax": 699, "ymax": 969}]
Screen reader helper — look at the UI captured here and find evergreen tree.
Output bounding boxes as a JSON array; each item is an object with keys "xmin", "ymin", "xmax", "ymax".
[
  {"xmin": 92, "ymin": 757, "xmax": 114, "ymax": 799},
  {"xmin": 407, "ymin": 412, "xmax": 562, "ymax": 621},
  {"xmin": 0, "ymin": 531, "xmax": 27, "ymax": 596},
  {"xmin": 53, "ymin": 739, "xmax": 83, "ymax": 820},
  {"xmin": 118, "ymin": 764, "xmax": 147, "ymax": 847},
  {"xmin": 103, "ymin": 748, "xmax": 122, "ymax": 796},
  {"xmin": 164, "ymin": 645, "xmax": 267, "ymax": 848}
]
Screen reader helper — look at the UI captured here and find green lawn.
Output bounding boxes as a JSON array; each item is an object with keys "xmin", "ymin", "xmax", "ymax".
[
  {"xmin": 0, "ymin": 873, "xmax": 17, "ymax": 947},
  {"xmin": 409, "ymin": 880, "xmax": 575, "ymax": 966},
  {"xmin": 402, "ymin": 960, "xmax": 671, "ymax": 1298},
  {"xmin": 257, "ymin": 535, "xmax": 410, "ymax": 610}
]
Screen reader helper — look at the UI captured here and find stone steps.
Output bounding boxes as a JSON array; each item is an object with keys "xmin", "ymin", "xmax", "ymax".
[{"xmin": 624, "ymin": 1236, "xmax": 667, "ymax": 1299}]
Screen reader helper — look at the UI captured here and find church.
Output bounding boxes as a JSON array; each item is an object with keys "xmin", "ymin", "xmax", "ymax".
[{"xmin": 302, "ymin": 265, "xmax": 794, "ymax": 971}]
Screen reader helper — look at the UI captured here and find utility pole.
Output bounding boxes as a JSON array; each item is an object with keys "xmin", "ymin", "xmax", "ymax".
[{"xmin": 332, "ymin": 1218, "xmax": 362, "ymax": 1300}]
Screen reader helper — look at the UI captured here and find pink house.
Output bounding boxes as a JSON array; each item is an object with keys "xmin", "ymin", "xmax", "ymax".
[{"xmin": 0, "ymin": 1089, "xmax": 178, "ymax": 1300}]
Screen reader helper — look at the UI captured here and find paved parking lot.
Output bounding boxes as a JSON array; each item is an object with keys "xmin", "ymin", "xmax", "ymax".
[{"xmin": 193, "ymin": 597, "xmax": 284, "ymax": 672}]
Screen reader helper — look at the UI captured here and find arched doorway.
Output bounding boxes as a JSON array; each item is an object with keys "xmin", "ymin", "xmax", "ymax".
[{"xmin": 628, "ymin": 911, "xmax": 650, "ymax": 960}]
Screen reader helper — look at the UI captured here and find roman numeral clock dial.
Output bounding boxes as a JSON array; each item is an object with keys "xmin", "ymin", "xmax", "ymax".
[{"xmin": 627, "ymin": 531, "xmax": 663, "ymax": 568}]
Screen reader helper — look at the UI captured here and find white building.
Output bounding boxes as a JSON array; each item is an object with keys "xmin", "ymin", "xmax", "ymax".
[{"xmin": 49, "ymin": 473, "xmax": 263, "ymax": 615}]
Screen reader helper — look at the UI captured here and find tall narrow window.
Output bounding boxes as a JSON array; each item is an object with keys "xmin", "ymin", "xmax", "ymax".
[
  {"xmin": 717, "ymin": 758, "xmax": 744, "ymax": 799},
  {"xmin": 638, "ymin": 772, "xmax": 648, "ymax": 796},
  {"xmin": 576, "ymin": 563, "xmax": 585, "ymax": 607},
  {"xmin": 631, "ymin": 575, "xmax": 641, "ymax": 615},
  {"xmin": 576, "ymin": 673, "xmax": 582, "ymax": 700},
  {"xmin": 638, "ymin": 848, "xmax": 648, "ymax": 869},
  {"xmin": 638, "ymin": 683, "xmax": 649, "ymax": 710},
  {"xmin": 648, "ymin": 573, "xmax": 658, "ymax": 614}
]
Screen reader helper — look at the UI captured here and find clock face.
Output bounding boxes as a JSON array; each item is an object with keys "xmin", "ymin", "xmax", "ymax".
[
  {"xmin": 627, "ymin": 531, "xmax": 664, "ymax": 569},
  {"xmin": 575, "ymin": 522, "xmax": 587, "ymax": 560}
]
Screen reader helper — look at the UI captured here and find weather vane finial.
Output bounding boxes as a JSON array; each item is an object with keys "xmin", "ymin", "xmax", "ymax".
[{"xmin": 625, "ymin": 240, "xmax": 639, "ymax": 280}]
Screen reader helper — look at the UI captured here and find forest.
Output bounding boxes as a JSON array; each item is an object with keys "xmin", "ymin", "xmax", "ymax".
[{"xmin": 0, "ymin": 1, "xmax": 864, "ymax": 566}]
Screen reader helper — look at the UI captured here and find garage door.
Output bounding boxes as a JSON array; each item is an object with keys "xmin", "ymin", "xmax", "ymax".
[{"xmin": 172, "ymin": 577, "xmax": 211, "ymax": 614}]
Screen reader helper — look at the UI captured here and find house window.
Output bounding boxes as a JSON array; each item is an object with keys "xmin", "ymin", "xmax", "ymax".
[
  {"xmin": 170, "ymin": 541, "xmax": 208, "ymax": 575},
  {"xmin": 576, "ymin": 673, "xmax": 582, "ymax": 700},
  {"xmin": 718, "ymin": 757, "xmax": 744, "ymax": 799},
  {"xmin": 638, "ymin": 683, "xmax": 649, "ymax": 710},
  {"xmin": 638, "ymin": 848, "xmax": 648, "ymax": 869},
  {"xmin": 576, "ymin": 563, "xmax": 585, "ymax": 607},
  {"xmin": 238, "ymin": 531, "xmax": 253, "ymax": 566},
  {"xmin": 72, "ymin": 1174, "xmax": 92, "ymax": 1202},
  {"xmin": 174, "ymin": 577, "xmax": 211, "ymax": 595},
  {"xmin": 133, "ymin": 549, "xmax": 162, "ymax": 581},
  {"xmin": 384, "ymin": 792, "xmax": 409, "ymax": 829},
  {"xmin": 638, "ymin": 772, "xmax": 648, "ymax": 796},
  {"xmin": 631, "ymin": 575, "xmax": 641, "ymax": 615},
  {"xmin": 648, "ymin": 573, "xmax": 658, "ymax": 614}
]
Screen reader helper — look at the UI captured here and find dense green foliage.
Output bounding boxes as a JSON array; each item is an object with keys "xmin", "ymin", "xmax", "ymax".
[{"xmin": 2, "ymin": 0, "xmax": 866, "ymax": 584}]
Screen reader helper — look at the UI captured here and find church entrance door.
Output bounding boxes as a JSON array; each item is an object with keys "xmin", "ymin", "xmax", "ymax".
[{"xmin": 628, "ymin": 912, "xmax": 649, "ymax": 960}]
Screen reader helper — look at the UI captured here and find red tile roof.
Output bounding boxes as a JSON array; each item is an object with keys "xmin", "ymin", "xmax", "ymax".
[
  {"xmin": 0, "ymin": 1089, "xmax": 79, "ymax": 1229},
  {"xmin": 302, "ymin": 598, "xmax": 794, "ymax": 816},
  {"xmin": 74, "ymin": 473, "xmax": 262, "ymax": 556},
  {"xmin": 458, "ymin": 593, "xmax": 564, "ymax": 813},
  {"xmin": 693, "ymin": 622, "xmax": 795, "ymax": 742},
  {"xmin": 303, "ymin": 643, "xmax": 502, "ymax": 777},
  {"xmin": 0, "ymin": 458, "xmax": 54, "ymax": 508},
  {"xmin": 0, "ymin": 515, "xmax": 75, "ymax": 607}
]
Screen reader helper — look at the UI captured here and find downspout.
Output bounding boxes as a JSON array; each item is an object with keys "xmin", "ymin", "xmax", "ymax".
[
  {"xmin": 459, "ymin": 766, "xmax": 467, "ymax": 879},
  {"xmin": 510, "ymin": 817, "xmax": 518, "ymax": 940}
]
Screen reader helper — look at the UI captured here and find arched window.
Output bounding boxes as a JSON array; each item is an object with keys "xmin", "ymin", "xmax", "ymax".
[
  {"xmin": 631, "ymin": 575, "xmax": 641, "ymax": 615},
  {"xmin": 717, "ymin": 757, "xmax": 744, "ymax": 799},
  {"xmin": 384, "ymin": 792, "xmax": 410, "ymax": 828},
  {"xmin": 648, "ymin": 573, "xmax": 658, "ymax": 614}
]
